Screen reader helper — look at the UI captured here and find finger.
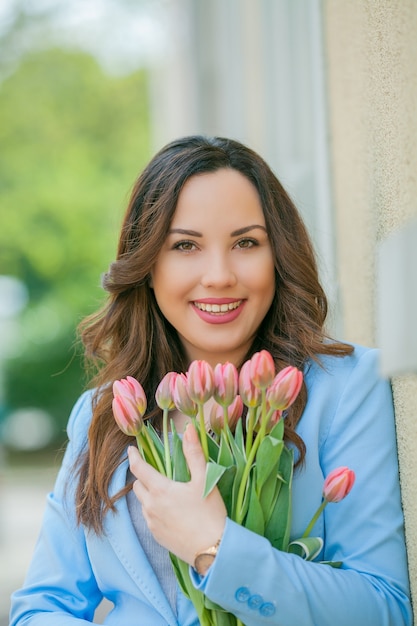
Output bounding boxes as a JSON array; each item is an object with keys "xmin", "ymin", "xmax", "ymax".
[
  {"xmin": 127, "ymin": 445, "xmax": 145, "ymax": 479},
  {"xmin": 128, "ymin": 446, "xmax": 162, "ymax": 487},
  {"xmin": 182, "ymin": 423, "xmax": 207, "ymax": 483}
]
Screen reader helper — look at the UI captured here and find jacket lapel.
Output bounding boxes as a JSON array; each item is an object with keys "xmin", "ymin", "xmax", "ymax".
[{"xmin": 103, "ymin": 456, "xmax": 178, "ymax": 625}]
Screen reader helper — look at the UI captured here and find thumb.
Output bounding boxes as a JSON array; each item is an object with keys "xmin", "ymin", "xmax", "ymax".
[{"xmin": 183, "ymin": 422, "xmax": 207, "ymax": 482}]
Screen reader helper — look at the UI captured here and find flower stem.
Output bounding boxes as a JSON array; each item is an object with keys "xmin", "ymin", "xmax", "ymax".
[
  {"xmin": 162, "ymin": 408, "xmax": 172, "ymax": 479},
  {"xmin": 302, "ymin": 499, "xmax": 328, "ymax": 538},
  {"xmin": 143, "ymin": 428, "xmax": 167, "ymax": 476},
  {"xmin": 198, "ymin": 403, "xmax": 209, "ymax": 461},
  {"xmin": 235, "ymin": 395, "xmax": 268, "ymax": 524},
  {"xmin": 222, "ymin": 405, "xmax": 229, "ymax": 430},
  {"xmin": 245, "ymin": 406, "xmax": 256, "ymax": 458}
]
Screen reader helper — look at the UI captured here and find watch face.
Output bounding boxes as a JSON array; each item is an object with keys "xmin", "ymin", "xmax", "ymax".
[{"xmin": 194, "ymin": 553, "xmax": 216, "ymax": 576}]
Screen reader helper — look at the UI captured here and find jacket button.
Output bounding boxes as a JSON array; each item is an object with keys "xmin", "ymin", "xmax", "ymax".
[
  {"xmin": 260, "ymin": 602, "xmax": 276, "ymax": 617},
  {"xmin": 247, "ymin": 594, "xmax": 263, "ymax": 609},
  {"xmin": 235, "ymin": 587, "xmax": 251, "ymax": 603}
]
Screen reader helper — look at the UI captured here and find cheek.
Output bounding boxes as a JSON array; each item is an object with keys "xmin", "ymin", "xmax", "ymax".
[{"xmin": 244, "ymin": 260, "xmax": 275, "ymax": 292}]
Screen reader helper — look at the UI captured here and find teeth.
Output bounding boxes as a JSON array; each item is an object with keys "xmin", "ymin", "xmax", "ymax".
[{"xmin": 194, "ymin": 301, "xmax": 241, "ymax": 313}]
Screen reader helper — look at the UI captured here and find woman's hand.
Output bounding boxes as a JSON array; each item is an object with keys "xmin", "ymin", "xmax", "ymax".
[{"xmin": 128, "ymin": 423, "xmax": 227, "ymax": 566}]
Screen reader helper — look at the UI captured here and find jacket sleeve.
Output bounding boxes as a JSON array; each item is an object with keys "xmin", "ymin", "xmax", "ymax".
[
  {"xmin": 9, "ymin": 391, "xmax": 103, "ymax": 626},
  {"xmin": 193, "ymin": 348, "xmax": 413, "ymax": 626}
]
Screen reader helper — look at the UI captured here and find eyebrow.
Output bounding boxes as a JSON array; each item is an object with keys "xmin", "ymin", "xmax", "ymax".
[{"xmin": 168, "ymin": 225, "xmax": 267, "ymax": 237}]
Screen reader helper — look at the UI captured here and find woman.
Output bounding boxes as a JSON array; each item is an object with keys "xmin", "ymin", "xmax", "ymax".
[{"xmin": 10, "ymin": 136, "xmax": 412, "ymax": 625}]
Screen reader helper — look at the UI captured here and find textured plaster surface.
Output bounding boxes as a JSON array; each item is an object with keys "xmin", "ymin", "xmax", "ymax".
[{"xmin": 325, "ymin": 0, "xmax": 417, "ymax": 618}]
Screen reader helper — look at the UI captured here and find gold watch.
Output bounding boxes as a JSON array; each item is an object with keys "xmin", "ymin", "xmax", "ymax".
[{"xmin": 194, "ymin": 538, "xmax": 221, "ymax": 576}]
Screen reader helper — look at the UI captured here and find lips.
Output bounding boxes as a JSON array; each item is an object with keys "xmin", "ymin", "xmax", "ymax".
[
  {"xmin": 192, "ymin": 299, "xmax": 245, "ymax": 325},
  {"xmin": 193, "ymin": 300, "xmax": 242, "ymax": 314}
]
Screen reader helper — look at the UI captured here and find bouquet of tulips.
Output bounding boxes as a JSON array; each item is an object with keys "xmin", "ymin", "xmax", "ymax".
[{"xmin": 112, "ymin": 350, "xmax": 355, "ymax": 626}]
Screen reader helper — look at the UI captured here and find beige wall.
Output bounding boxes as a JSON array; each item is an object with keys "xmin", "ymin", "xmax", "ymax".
[{"xmin": 324, "ymin": 0, "xmax": 417, "ymax": 617}]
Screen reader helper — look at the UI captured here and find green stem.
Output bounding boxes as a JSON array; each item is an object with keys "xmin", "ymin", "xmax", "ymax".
[
  {"xmin": 245, "ymin": 406, "xmax": 257, "ymax": 458},
  {"xmin": 162, "ymin": 408, "xmax": 172, "ymax": 479},
  {"xmin": 235, "ymin": 392, "xmax": 268, "ymax": 524},
  {"xmin": 235, "ymin": 429, "xmax": 261, "ymax": 523},
  {"xmin": 302, "ymin": 499, "xmax": 328, "ymax": 538},
  {"xmin": 198, "ymin": 402, "xmax": 209, "ymax": 461},
  {"xmin": 222, "ymin": 405, "xmax": 229, "ymax": 430},
  {"xmin": 143, "ymin": 428, "xmax": 167, "ymax": 475},
  {"xmin": 136, "ymin": 431, "xmax": 151, "ymax": 459}
]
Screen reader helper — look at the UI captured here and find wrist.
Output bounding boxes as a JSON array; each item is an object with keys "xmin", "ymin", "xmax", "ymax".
[{"xmin": 193, "ymin": 535, "xmax": 222, "ymax": 576}]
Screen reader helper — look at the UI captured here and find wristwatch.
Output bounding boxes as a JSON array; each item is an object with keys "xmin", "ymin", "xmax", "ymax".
[{"xmin": 194, "ymin": 538, "xmax": 221, "ymax": 576}]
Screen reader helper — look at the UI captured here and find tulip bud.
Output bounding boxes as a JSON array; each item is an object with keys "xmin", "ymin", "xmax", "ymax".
[
  {"xmin": 213, "ymin": 362, "xmax": 239, "ymax": 407},
  {"xmin": 250, "ymin": 350, "xmax": 276, "ymax": 389},
  {"xmin": 172, "ymin": 373, "xmax": 198, "ymax": 417},
  {"xmin": 112, "ymin": 376, "xmax": 147, "ymax": 436},
  {"xmin": 266, "ymin": 366, "xmax": 303, "ymax": 411},
  {"xmin": 113, "ymin": 376, "xmax": 147, "ymax": 416},
  {"xmin": 239, "ymin": 360, "xmax": 261, "ymax": 408},
  {"xmin": 155, "ymin": 371, "xmax": 177, "ymax": 410},
  {"xmin": 323, "ymin": 467, "xmax": 355, "ymax": 503},
  {"xmin": 187, "ymin": 360, "xmax": 215, "ymax": 404},
  {"xmin": 209, "ymin": 395, "xmax": 243, "ymax": 435},
  {"xmin": 264, "ymin": 407, "xmax": 283, "ymax": 433}
]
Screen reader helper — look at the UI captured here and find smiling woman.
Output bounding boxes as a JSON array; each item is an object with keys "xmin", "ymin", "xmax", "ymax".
[
  {"xmin": 151, "ymin": 169, "xmax": 275, "ymax": 366},
  {"xmin": 9, "ymin": 136, "xmax": 412, "ymax": 626}
]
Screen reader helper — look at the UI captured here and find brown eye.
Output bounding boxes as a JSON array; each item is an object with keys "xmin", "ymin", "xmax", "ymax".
[
  {"xmin": 235, "ymin": 238, "xmax": 257, "ymax": 249},
  {"xmin": 173, "ymin": 240, "xmax": 196, "ymax": 251}
]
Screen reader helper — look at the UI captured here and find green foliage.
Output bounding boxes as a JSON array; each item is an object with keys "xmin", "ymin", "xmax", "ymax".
[{"xmin": 0, "ymin": 47, "xmax": 151, "ymax": 439}]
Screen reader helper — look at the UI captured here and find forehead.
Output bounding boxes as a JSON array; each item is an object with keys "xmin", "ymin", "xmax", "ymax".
[{"xmin": 172, "ymin": 168, "xmax": 265, "ymax": 226}]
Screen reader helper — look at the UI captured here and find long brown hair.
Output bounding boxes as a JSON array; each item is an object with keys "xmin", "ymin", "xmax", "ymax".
[{"xmin": 76, "ymin": 135, "xmax": 353, "ymax": 532}]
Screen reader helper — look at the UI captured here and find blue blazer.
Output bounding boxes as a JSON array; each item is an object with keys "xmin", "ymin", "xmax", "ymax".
[{"xmin": 10, "ymin": 345, "xmax": 413, "ymax": 625}]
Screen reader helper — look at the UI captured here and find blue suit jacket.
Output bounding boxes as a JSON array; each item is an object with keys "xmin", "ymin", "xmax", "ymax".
[{"xmin": 10, "ymin": 345, "xmax": 413, "ymax": 625}]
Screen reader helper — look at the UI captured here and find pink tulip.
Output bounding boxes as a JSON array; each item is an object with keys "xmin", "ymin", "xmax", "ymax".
[
  {"xmin": 112, "ymin": 376, "xmax": 147, "ymax": 436},
  {"xmin": 250, "ymin": 350, "xmax": 276, "ymax": 389},
  {"xmin": 323, "ymin": 467, "xmax": 355, "ymax": 503},
  {"xmin": 265, "ymin": 366, "xmax": 303, "ymax": 411},
  {"xmin": 172, "ymin": 373, "xmax": 198, "ymax": 417},
  {"xmin": 209, "ymin": 395, "xmax": 243, "ymax": 435},
  {"xmin": 213, "ymin": 362, "xmax": 239, "ymax": 407},
  {"xmin": 155, "ymin": 372, "xmax": 177, "ymax": 410},
  {"xmin": 239, "ymin": 360, "xmax": 262, "ymax": 408},
  {"xmin": 113, "ymin": 376, "xmax": 147, "ymax": 415},
  {"xmin": 187, "ymin": 360, "xmax": 215, "ymax": 404},
  {"xmin": 262, "ymin": 407, "xmax": 283, "ymax": 433}
]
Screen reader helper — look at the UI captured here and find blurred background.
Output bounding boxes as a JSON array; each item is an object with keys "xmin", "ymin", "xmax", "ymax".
[{"xmin": 1, "ymin": 1, "xmax": 417, "ymax": 624}]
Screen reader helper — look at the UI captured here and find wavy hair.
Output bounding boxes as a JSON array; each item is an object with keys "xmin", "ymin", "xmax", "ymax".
[{"xmin": 76, "ymin": 135, "xmax": 353, "ymax": 532}]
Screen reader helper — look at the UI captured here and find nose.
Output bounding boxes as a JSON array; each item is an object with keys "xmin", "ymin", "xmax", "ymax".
[{"xmin": 200, "ymin": 251, "xmax": 237, "ymax": 289}]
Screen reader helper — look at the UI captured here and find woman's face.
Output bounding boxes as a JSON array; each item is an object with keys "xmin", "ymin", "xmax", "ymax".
[{"xmin": 151, "ymin": 168, "xmax": 276, "ymax": 366}]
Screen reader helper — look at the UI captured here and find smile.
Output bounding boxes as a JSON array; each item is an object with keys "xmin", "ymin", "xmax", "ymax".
[{"xmin": 193, "ymin": 300, "xmax": 242, "ymax": 314}]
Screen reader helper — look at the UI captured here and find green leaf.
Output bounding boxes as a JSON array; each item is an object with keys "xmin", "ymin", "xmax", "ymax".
[
  {"xmin": 288, "ymin": 536, "xmax": 324, "ymax": 561},
  {"xmin": 320, "ymin": 560, "xmax": 343, "ymax": 568},
  {"xmin": 255, "ymin": 435, "xmax": 284, "ymax": 493},
  {"xmin": 171, "ymin": 424, "xmax": 190, "ymax": 483},
  {"xmin": 232, "ymin": 418, "xmax": 245, "ymax": 456},
  {"xmin": 216, "ymin": 466, "xmax": 237, "ymax": 517},
  {"xmin": 244, "ymin": 472, "xmax": 265, "ymax": 536},
  {"xmin": 227, "ymin": 424, "xmax": 246, "ymax": 470},
  {"xmin": 264, "ymin": 447, "xmax": 294, "ymax": 551},
  {"xmin": 169, "ymin": 554, "xmax": 189, "ymax": 598},
  {"xmin": 258, "ymin": 465, "xmax": 282, "ymax": 525},
  {"xmin": 203, "ymin": 462, "xmax": 228, "ymax": 498},
  {"xmin": 268, "ymin": 418, "xmax": 284, "ymax": 441},
  {"xmin": 205, "ymin": 429, "xmax": 221, "ymax": 460},
  {"xmin": 218, "ymin": 430, "xmax": 234, "ymax": 467}
]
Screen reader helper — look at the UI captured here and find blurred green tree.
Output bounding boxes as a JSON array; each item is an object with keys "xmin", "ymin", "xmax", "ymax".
[{"xmin": 0, "ymin": 47, "xmax": 150, "ymax": 442}]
